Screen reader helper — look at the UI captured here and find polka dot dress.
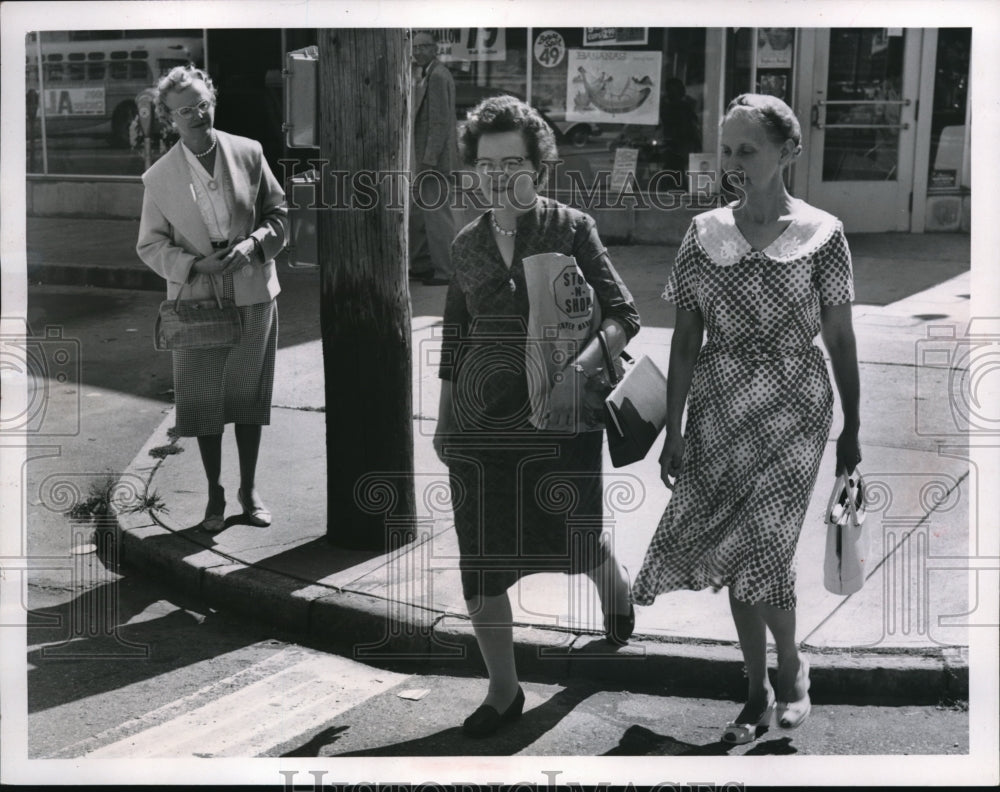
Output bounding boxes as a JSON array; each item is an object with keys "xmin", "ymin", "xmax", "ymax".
[{"xmin": 632, "ymin": 201, "xmax": 854, "ymax": 610}]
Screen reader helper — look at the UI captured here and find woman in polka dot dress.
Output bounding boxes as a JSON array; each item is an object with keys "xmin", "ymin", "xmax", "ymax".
[{"xmin": 632, "ymin": 94, "xmax": 862, "ymax": 744}]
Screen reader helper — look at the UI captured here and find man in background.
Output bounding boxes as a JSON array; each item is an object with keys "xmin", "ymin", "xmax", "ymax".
[{"xmin": 409, "ymin": 29, "xmax": 456, "ymax": 286}]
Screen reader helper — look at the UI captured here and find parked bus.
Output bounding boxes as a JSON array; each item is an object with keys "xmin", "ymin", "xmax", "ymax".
[{"xmin": 26, "ymin": 34, "xmax": 204, "ymax": 146}]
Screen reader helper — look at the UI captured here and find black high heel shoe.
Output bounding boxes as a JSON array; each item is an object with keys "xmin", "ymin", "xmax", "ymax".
[
  {"xmin": 461, "ymin": 686, "xmax": 525, "ymax": 738},
  {"xmin": 603, "ymin": 564, "xmax": 635, "ymax": 646},
  {"xmin": 604, "ymin": 603, "xmax": 635, "ymax": 646}
]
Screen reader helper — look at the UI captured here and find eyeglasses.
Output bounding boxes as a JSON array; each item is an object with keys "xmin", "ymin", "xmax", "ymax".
[
  {"xmin": 170, "ymin": 99, "xmax": 214, "ymax": 119},
  {"xmin": 474, "ymin": 157, "xmax": 530, "ymax": 173},
  {"xmin": 413, "ymin": 43, "xmax": 438, "ymax": 51}
]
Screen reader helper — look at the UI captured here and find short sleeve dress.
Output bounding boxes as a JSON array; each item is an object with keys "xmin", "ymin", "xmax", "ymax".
[
  {"xmin": 440, "ymin": 197, "xmax": 641, "ymax": 600},
  {"xmin": 632, "ymin": 200, "xmax": 854, "ymax": 611}
]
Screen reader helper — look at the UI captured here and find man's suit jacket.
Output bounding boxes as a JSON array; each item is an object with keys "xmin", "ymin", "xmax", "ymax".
[
  {"xmin": 413, "ymin": 58, "xmax": 456, "ymax": 174},
  {"xmin": 136, "ymin": 129, "xmax": 287, "ymax": 305}
]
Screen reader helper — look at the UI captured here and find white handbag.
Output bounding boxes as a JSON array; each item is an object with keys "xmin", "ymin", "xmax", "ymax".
[{"xmin": 823, "ymin": 469, "xmax": 870, "ymax": 596}]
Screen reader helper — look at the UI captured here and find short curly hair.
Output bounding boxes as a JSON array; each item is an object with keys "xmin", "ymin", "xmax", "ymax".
[
  {"xmin": 154, "ymin": 65, "xmax": 217, "ymax": 126},
  {"xmin": 458, "ymin": 94, "xmax": 558, "ymax": 177}
]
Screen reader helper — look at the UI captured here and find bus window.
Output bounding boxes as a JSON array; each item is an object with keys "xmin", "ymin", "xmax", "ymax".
[
  {"xmin": 129, "ymin": 61, "xmax": 151, "ymax": 80},
  {"xmin": 46, "ymin": 64, "xmax": 64, "ymax": 82},
  {"xmin": 68, "ymin": 63, "xmax": 86, "ymax": 81},
  {"xmin": 157, "ymin": 58, "xmax": 190, "ymax": 74},
  {"xmin": 109, "ymin": 62, "xmax": 129, "ymax": 80},
  {"xmin": 88, "ymin": 62, "xmax": 106, "ymax": 80}
]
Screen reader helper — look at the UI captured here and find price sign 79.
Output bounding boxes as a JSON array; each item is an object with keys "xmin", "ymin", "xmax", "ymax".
[{"xmin": 467, "ymin": 28, "xmax": 499, "ymax": 52}]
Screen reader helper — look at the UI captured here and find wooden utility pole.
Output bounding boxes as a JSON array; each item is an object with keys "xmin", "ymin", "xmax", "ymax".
[{"xmin": 318, "ymin": 29, "xmax": 415, "ymax": 550}]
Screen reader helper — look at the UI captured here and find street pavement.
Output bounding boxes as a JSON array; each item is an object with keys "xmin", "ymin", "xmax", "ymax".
[{"xmin": 22, "ymin": 215, "xmax": 976, "ymax": 705}]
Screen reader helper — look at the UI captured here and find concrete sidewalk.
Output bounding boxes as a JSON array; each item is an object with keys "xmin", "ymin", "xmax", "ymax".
[{"xmin": 26, "ymin": 215, "xmax": 973, "ymax": 703}]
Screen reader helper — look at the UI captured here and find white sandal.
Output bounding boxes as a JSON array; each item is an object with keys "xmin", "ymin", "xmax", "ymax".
[
  {"xmin": 777, "ymin": 655, "xmax": 812, "ymax": 729},
  {"xmin": 721, "ymin": 693, "xmax": 775, "ymax": 745}
]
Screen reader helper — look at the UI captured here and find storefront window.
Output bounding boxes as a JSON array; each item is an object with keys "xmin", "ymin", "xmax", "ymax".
[
  {"xmin": 822, "ymin": 28, "xmax": 905, "ymax": 182},
  {"xmin": 25, "ymin": 30, "xmax": 204, "ymax": 176},
  {"xmin": 927, "ymin": 28, "xmax": 970, "ymax": 192},
  {"xmin": 441, "ymin": 27, "xmax": 707, "ymax": 196},
  {"xmin": 725, "ymin": 28, "xmax": 796, "ymax": 105},
  {"xmin": 724, "ymin": 27, "xmax": 755, "ymax": 101},
  {"xmin": 533, "ymin": 28, "xmax": 706, "ymax": 194},
  {"xmin": 444, "ymin": 28, "xmax": 529, "ymax": 117}
]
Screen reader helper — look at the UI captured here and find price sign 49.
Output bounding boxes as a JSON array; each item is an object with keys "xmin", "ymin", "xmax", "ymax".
[{"xmin": 534, "ymin": 30, "xmax": 566, "ymax": 68}]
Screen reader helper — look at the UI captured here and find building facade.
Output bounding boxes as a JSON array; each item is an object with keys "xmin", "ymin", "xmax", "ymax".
[{"xmin": 25, "ymin": 27, "xmax": 971, "ymax": 238}]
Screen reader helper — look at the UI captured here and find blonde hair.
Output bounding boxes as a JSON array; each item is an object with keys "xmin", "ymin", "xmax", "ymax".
[{"xmin": 154, "ymin": 65, "xmax": 216, "ymax": 126}]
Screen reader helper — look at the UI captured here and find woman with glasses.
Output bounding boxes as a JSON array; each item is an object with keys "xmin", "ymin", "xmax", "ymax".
[
  {"xmin": 136, "ymin": 65, "xmax": 287, "ymax": 533},
  {"xmin": 433, "ymin": 95, "xmax": 640, "ymax": 737}
]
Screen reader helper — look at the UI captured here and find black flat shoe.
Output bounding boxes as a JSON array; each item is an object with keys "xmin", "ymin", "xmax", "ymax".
[
  {"xmin": 604, "ymin": 602, "xmax": 635, "ymax": 646},
  {"xmin": 604, "ymin": 564, "xmax": 636, "ymax": 645},
  {"xmin": 461, "ymin": 686, "xmax": 525, "ymax": 738}
]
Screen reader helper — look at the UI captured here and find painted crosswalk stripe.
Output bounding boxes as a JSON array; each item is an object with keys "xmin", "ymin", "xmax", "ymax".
[{"xmin": 78, "ymin": 647, "xmax": 409, "ymax": 758}]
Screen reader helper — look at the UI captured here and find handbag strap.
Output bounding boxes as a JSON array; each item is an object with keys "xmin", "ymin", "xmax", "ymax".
[
  {"xmin": 174, "ymin": 273, "xmax": 224, "ymax": 310},
  {"xmin": 827, "ymin": 469, "xmax": 864, "ymax": 525},
  {"xmin": 596, "ymin": 328, "xmax": 634, "ymax": 385},
  {"xmin": 596, "ymin": 329, "xmax": 620, "ymax": 386}
]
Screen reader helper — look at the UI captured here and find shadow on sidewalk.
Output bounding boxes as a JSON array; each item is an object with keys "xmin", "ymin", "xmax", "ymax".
[
  {"xmin": 288, "ymin": 684, "xmax": 597, "ymax": 757},
  {"xmin": 26, "ymin": 575, "xmax": 284, "ymax": 714},
  {"xmin": 280, "ymin": 682, "xmax": 800, "ymax": 757},
  {"xmin": 605, "ymin": 724, "xmax": 797, "ymax": 756}
]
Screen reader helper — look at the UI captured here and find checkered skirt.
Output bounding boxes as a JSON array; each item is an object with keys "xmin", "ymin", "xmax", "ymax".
[{"xmin": 171, "ymin": 273, "xmax": 277, "ymax": 437}]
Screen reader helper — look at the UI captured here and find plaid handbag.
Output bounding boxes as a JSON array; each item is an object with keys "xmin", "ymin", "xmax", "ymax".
[{"xmin": 154, "ymin": 275, "xmax": 242, "ymax": 351}]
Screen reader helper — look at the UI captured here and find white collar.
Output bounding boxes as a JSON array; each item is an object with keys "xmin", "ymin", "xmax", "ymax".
[{"xmin": 694, "ymin": 201, "xmax": 839, "ymax": 266}]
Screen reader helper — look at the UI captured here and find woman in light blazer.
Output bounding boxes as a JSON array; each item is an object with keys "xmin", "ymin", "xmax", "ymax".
[{"xmin": 137, "ymin": 65, "xmax": 287, "ymax": 533}]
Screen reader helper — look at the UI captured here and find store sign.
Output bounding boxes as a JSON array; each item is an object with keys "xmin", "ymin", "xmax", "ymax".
[
  {"xmin": 610, "ymin": 147, "xmax": 639, "ymax": 192},
  {"xmin": 44, "ymin": 86, "xmax": 105, "ymax": 116},
  {"xmin": 583, "ymin": 28, "xmax": 648, "ymax": 47},
  {"xmin": 757, "ymin": 28, "xmax": 794, "ymax": 68},
  {"xmin": 930, "ymin": 169, "xmax": 958, "ymax": 189},
  {"xmin": 566, "ymin": 49, "xmax": 661, "ymax": 125},
  {"xmin": 436, "ymin": 28, "xmax": 507, "ymax": 62},
  {"xmin": 534, "ymin": 30, "xmax": 566, "ymax": 68}
]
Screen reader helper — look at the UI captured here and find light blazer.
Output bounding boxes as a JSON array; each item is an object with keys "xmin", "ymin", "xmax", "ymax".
[
  {"xmin": 413, "ymin": 58, "xmax": 456, "ymax": 174},
  {"xmin": 136, "ymin": 129, "xmax": 287, "ymax": 304}
]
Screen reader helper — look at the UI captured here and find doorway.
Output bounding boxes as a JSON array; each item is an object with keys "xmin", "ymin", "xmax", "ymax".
[{"xmin": 798, "ymin": 28, "xmax": 922, "ymax": 232}]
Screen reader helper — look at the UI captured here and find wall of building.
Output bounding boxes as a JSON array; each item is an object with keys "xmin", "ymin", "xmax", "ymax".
[{"xmin": 25, "ymin": 26, "xmax": 971, "ymax": 238}]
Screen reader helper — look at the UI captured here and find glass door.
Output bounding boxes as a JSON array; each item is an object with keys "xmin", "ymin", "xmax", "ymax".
[{"xmin": 805, "ymin": 29, "xmax": 921, "ymax": 231}]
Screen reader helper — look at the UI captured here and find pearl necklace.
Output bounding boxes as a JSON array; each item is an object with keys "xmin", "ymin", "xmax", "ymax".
[
  {"xmin": 193, "ymin": 134, "xmax": 217, "ymax": 158},
  {"xmin": 491, "ymin": 212, "xmax": 517, "ymax": 237}
]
